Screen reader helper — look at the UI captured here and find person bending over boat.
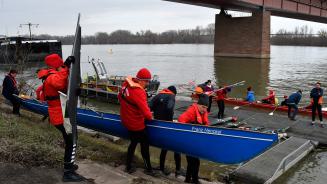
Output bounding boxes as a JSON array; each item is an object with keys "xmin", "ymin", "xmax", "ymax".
[
  {"xmin": 40, "ymin": 54, "xmax": 84, "ymax": 182},
  {"xmin": 203, "ymin": 80, "xmax": 214, "ymax": 113},
  {"xmin": 178, "ymin": 94, "xmax": 210, "ymax": 184},
  {"xmin": 261, "ymin": 90, "xmax": 276, "ymax": 105},
  {"xmin": 245, "ymin": 86, "xmax": 255, "ymax": 103},
  {"xmin": 287, "ymin": 90, "xmax": 302, "ymax": 121},
  {"xmin": 216, "ymin": 86, "xmax": 231, "ymax": 119},
  {"xmin": 310, "ymin": 82, "xmax": 324, "ymax": 127},
  {"xmin": 149, "ymin": 85, "xmax": 183, "ymax": 177},
  {"xmin": 118, "ymin": 68, "xmax": 157, "ymax": 176},
  {"xmin": 2, "ymin": 69, "xmax": 20, "ymax": 115}
]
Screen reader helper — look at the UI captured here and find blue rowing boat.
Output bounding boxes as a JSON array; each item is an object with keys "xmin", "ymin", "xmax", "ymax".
[{"xmin": 17, "ymin": 97, "xmax": 278, "ymax": 164}]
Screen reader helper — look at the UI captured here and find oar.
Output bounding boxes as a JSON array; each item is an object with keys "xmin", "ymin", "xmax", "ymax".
[
  {"xmin": 233, "ymin": 103, "xmax": 252, "ymax": 110},
  {"xmin": 268, "ymin": 106, "xmax": 279, "ymax": 116},
  {"xmin": 216, "ymin": 81, "xmax": 245, "ymax": 92}
]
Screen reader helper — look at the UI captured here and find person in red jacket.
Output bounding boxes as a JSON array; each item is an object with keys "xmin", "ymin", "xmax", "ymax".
[
  {"xmin": 118, "ymin": 68, "xmax": 156, "ymax": 176},
  {"xmin": 216, "ymin": 86, "xmax": 231, "ymax": 119},
  {"xmin": 41, "ymin": 54, "xmax": 84, "ymax": 182},
  {"xmin": 261, "ymin": 90, "xmax": 276, "ymax": 105},
  {"xmin": 178, "ymin": 94, "xmax": 209, "ymax": 184}
]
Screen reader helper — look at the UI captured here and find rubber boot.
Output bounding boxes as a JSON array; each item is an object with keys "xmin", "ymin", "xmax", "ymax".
[
  {"xmin": 63, "ymin": 163, "xmax": 84, "ymax": 182},
  {"xmin": 63, "ymin": 170, "xmax": 85, "ymax": 182}
]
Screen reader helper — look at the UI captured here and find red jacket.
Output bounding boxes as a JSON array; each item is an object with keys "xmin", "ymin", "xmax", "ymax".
[
  {"xmin": 216, "ymin": 88, "xmax": 228, "ymax": 101},
  {"xmin": 262, "ymin": 91, "xmax": 276, "ymax": 105},
  {"xmin": 118, "ymin": 77, "xmax": 152, "ymax": 131},
  {"xmin": 36, "ymin": 85, "xmax": 45, "ymax": 101},
  {"xmin": 178, "ymin": 103, "xmax": 209, "ymax": 126},
  {"xmin": 43, "ymin": 67, "xmax": 69, "ymax": 126}
]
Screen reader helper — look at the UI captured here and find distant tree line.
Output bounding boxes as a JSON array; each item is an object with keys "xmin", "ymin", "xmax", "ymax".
[
  {"xmin": 271, "ymin": 25, "xmax": 327, "ymax": 46},
  {"xmin": 33, "ymin": 24, "xmax": 215, "ymax": 45},
  {"xmin": 32, "ymin": 24, "xmax": 327, "ymax": 46}
]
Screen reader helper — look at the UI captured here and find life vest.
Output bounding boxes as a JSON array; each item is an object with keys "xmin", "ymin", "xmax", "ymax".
[
  {"xmin": 178, "ymin": 103, "xmax": 209, "ymax": 126},
  {"xmin": 36, "ymin": 85, "xmax": 45, "ymax": 101},
  {"xmin": 159, "ymin": 88, "xmax": 175, "ymax": 95},
  {"xmin": 7, "ymin": 74, "xmax": 17, "ymax": 88},
  {"xmin": 311, "ymin": 97, "xmax": 323, "ymax": 105},
  {"xmin": 120, "ymin": 76, "xmax": 143, "ymax": 106},
  {"xmin": 42, "ymin": 67, "xmax": 69, "ymax": 126},
  {"xmin": 118, "ymin": 76, "xmax": 152, "ymax": 131}
]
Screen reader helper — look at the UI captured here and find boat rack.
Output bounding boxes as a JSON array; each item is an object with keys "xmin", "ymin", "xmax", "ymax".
[{"xmin": 229, "ymin": 136, "xmax": 318, "ymax": 184}]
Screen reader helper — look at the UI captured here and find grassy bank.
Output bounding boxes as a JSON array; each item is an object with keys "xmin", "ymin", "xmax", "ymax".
[
  {"xmin": 0, "ymin": 99, "xmax": 231, "ymax": 182},
  {"xmin": 0, "ymin": 103, "xmax": 143, "ymax": 169}
]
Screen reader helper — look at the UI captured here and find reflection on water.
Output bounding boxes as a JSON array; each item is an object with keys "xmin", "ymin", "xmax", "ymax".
[
  {"xmin": 275, "ymin": 150, "xmax": 327, "ymax": 184},
  {"xmin": 214, "ymin": 57, "xmax": 270, "ymax": 98}
]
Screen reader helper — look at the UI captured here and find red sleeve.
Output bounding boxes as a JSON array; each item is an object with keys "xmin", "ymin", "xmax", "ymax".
[
  {"xmin": 47, "ymin": 67, "xmax": 69, "ymax": 91},
  {"xmin": 132, "ymin": 88, "xmax": 153, "ymax": 120},
  {"xmin": 203, "ymin": 112, "xmax": 210, "ymax": 126},
  {"xmin": 36, "ymin": 85, "xmax": 43, "ymax": 100},
  {"xmin": 178, "ymin": 106, "xmax": 195, "ymax": 123}
]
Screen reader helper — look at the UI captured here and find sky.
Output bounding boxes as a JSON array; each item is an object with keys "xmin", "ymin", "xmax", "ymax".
[{"xmin": 1, "ymin": 0, "xmax": 327, "ymax": 36}]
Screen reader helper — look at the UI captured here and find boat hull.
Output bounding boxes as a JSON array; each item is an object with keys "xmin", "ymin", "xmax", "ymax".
[
  {"xmin": 224, "ymin": 98, "xmax": 327, "ymax": 118},
  {"xmin": 18, "ymin": 97, "xmax": 278, "ymax": 164}
]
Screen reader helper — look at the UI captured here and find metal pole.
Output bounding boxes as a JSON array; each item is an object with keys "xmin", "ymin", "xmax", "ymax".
[
  {"xmin": 19, "ymin": 22, "xmax": 39, "ymax": 40},
  {"xmin": 28, "ymin": 23, "xmax": 32, "ymax": 40}
]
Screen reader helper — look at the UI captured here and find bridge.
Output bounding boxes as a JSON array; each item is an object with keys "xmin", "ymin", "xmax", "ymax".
[{"xmin": 165, "ymin": 0, "xmax": 327, "ymax": 58}]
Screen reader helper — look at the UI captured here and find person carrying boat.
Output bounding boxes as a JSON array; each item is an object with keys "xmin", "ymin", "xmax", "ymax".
[
  {"xmin": 287, "ymin": 90, "xmax": 302, "ymax": 121},
  {"xmin": 118, "ymin": 68, "xmax": 157, "ymax": 176},
  {"xmin": 203, "ymin": 80, "xmax": 214, "ymax": 112},
  {"xmin": 245, "ymin": 86, "xmax": 255, "ymax": 103},
  {"xmin": 2, "ymin": 69, "xmax": 20, "ymax": 115},
  {"xmin": 149, "ymin": 85, "xmax": 182, "ymax": 177},
  {"xmin": 310, "ymin": 82, "xmax": 324, "ymax": 127},
  {"xmin": 216, "ymin": 86, "xmax": 231, "ymax": 119},
  {"xmin": 40, "ymin": 54, "xmax": 84, "ymax": 182},
  {"xmin": 261, "ymin": 89, "xmax": 276, "ymax": 105},
  {"xmin": 178, "ymin": 94, "xmax": 209, "ymax": 184}
]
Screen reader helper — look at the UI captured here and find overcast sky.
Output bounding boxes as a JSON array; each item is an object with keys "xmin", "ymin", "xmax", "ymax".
[{"xmin": 1, "ymin": 0, "xmax": 327, "ymax": 36}]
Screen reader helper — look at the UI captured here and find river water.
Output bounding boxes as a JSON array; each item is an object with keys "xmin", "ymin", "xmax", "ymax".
[{"xmin": 1, "ymin": 44, "xmax": 327, "ymax": 183}]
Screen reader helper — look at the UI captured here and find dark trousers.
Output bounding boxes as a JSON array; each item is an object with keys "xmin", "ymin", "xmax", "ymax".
[
  {"xmin": 55, "ymin": 124, "xmax": 75, "ymax": 172},
  {"xmin": 126, "ymin": 129, "xmax": 152, "ymax": 171},
  {"xmin": 7, "ymin": 96, "xmax": 20, "ymax": 114},
  {"xmin": 288, "ymin": 104, "xmax": 298, "ymax": 119},
  {"xmin": 160, "ymin": 149, "xmax": 181, "ymax": 171},
  {"xmin": 185, "ymin": 156, "xmax": 200, "ymax": 183},
  {"xmin": 207, "ymin": 96, "xmax": 213, "ymax": 112},
  {"xmin": 312, "ymin": 103, "xmax": 323, "ymax": 122},
  {"xmin": 217, "ymin": 100, "xmax": 225, "ymax": 119}
]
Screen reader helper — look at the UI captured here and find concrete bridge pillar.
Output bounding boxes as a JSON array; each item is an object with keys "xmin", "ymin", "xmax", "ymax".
[{"xmin": 214, "ymin": 10, "xmax": 271, "ymax": 58}]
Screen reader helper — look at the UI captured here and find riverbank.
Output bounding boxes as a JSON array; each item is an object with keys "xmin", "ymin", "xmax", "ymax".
[{"xmin": 0, "ymin": 97, "xmax": 224, "ymax": 184}]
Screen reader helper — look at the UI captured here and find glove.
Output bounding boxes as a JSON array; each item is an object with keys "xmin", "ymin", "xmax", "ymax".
[{"xmin": 64, "ymin": 56, "xmax": 75, "ymax": 67}]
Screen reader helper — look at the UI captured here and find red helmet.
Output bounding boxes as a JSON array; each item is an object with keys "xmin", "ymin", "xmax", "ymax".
[
  {"xmin": 45, "ymin": 54, "xmax": 63, "ymax": 69},
  {"xmin": 136, "ymin": 68, "xmax": 152, "ymax": 80}
]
